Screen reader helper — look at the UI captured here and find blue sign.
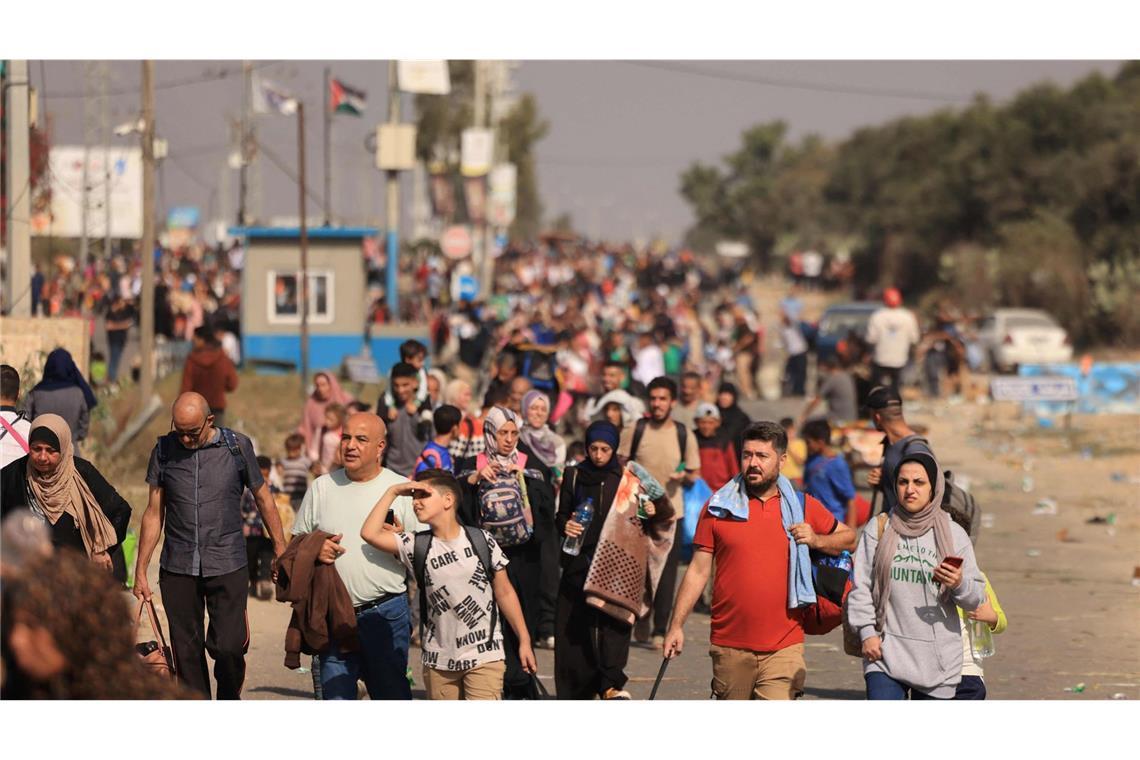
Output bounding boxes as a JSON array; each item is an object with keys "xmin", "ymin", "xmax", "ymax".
[
  {"xmin": 457, "ymin": 274, "xmax": 478, "ymax": 303},
  {"xmin": 166, "ymin": 206, "xmax": 200, "ymax": 229}
]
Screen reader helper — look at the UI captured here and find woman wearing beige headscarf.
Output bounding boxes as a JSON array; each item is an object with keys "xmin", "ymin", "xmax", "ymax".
[{"xmin": 0, "ymin": 414, "xmax": 131, "ymax": 583}]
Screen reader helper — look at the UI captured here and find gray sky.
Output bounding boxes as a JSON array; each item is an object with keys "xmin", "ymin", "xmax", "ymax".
[{"xmin": 32, "ymin": 60, "xmax": 1122, "ymax": 244}]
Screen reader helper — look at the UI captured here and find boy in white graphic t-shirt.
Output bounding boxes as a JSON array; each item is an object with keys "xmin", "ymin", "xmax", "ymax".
[{"xmin": 361, "ymin": 468, "xmax": 537, "ymax": 699}]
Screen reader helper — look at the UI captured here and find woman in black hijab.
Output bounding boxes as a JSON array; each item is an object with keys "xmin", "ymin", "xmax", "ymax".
[
  {"xmin": 716, "ymin": 382, "xmax": 751, "ymax": 458},
  {"xmin": 553, "ymin": 420, "xmax": 631, "ymax": 699}
]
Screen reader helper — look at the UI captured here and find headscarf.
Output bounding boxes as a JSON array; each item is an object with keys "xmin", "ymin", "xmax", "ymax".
[
  {"xmin": 427, "ymin": 369, "xmax": 449, "ymax": 408},
  {"xmin": 25, "ymin": 414, "xmax": 117, "ymax": 558},
  {"xmin": 578, "ymin": 421, "xmax": 622, "ymax": 476},
  {"xmin": 33, "ymin": 348, "xmax": 98, "ymax": 410},
  {"xmin": 298, "ymin": 372, "xmax": 355, "ymax": 452},
  {"xmin": 716, "ymin": 381, "xmax": 751, "ymax": 451},
  {"xmin": 482, "ymin": 405, "xmax": 521, "ymax": 470},
  {"xmin": 519, "ymin": 390, "xmax": 562, "ymax": 467},
  {"xmin": 870, "ymin": 452, "xmax": 955, "ymax": 632}
]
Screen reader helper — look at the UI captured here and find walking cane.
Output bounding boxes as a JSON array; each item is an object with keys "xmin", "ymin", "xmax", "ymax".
[{"xmin": 648, "ymin": 656, "xmax": 670, "ymax": 701}]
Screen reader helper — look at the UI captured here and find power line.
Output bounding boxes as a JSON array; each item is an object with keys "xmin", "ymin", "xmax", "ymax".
[
  {"xmin": 620, "ymin": 61, "xmax": 972, "ymax": 103},
  {"xmin": 40, "ymin": 61, "xmax": 283, "ymax": 100}
]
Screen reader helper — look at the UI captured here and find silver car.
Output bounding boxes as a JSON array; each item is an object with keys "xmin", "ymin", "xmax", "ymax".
[{"xmin": 977, "ymin": 308, "xmax": 1073, "ymax": 373}]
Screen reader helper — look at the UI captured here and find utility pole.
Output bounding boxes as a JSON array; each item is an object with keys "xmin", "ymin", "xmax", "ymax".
[
  {"xmin": 139, "ymin": 61, "xmax": 156, "ymax": 406},
  {"xmin": 385, "ymin": 60, "xmax": 400, "ymax": 320},
  {"xmin": 100, "ymin": 62, "xmax": 112, "ymax": 258},
  {"xmin": 297, "ymin": 102, "xmax": 310, "ymax": 398},
  {"xmin": 4, "ymin": 60, "xmax": 32, "ymax": 317},
  {"xmin": 238, "ymin": 61, "xmax": 250, "ymax": 225},
  {"xmin": 79, "ymin": 65, "xmax": 92, "ymax": 266},
  {"xmin": 473, "ymin": 60, "xmax": 493, "ymax": 298},
  {"xmin": 323, "ymin": 67, "xmax": 332, "ymax": 226}
]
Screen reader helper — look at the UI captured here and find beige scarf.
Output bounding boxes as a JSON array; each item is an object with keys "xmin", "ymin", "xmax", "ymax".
[{"xmin": 26, "ymin": 414, "xmax": 117, "ymax": 557}]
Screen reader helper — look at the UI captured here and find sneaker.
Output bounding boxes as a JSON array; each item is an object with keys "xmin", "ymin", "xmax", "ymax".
[
  {"xmin": 602, "ymin": 687, "xmax": 632, "ymax": 700},
  {"xmin": 650, "ymin": 635, "xmax": 665, "ymax": 650},
  {"xmin": 257, "ymin": 580, "xmax": 274, "ymax": 600},
  {"xmin": 536, "ymin": 635, "xmax": 556, "ymax": 650}
]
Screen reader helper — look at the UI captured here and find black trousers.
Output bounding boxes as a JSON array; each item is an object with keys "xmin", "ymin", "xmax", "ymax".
[
  {"xmin": 537, "ymin": 524, "xmax": 560, "ymax": 638},
  {"xmin": 652, "ymin": 522, "xmax": 682, "ymax": 637},
  {"xmin": 871, "ymin": 364, "xmax": 903, "ymax": 394},
  {"xmin": 160, "ymin": 567, "xmax": 250, "ymax": 700},
  {"xmin": 784, "ymin": 352, "xmax": 808, "ymax": 397},
  {"xmin": 502, "ymin": 540, "xmax": 542, "ymax": 698},
  {"xmin": 554, "ymin": 572, "xmax": 631, "ymax": 699},
  {"xmin": 245, "ymin": 537, "xmax": 274, "ymax": 586}
]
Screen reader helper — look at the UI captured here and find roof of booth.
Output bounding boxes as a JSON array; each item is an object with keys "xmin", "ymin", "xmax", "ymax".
[{"xmin": 228, "ymin": 226, "xmax": 379, "ymax": 239}]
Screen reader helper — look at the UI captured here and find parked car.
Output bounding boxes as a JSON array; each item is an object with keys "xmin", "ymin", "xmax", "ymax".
[
  {"xmin": 815, "ymin": 301, "xmax": 880, "ymax": 363},
  {"xmin": 977, "ymin": 308, "xmax": 1073, "ymax": 373}
]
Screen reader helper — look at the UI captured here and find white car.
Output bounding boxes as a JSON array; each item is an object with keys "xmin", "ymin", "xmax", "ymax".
[{"xmin": 977, "ymin": 308, "xmax": 1073, "ymax": 373}]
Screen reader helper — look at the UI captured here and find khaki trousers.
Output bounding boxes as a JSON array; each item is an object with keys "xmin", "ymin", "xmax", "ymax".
[
  {"xmin": 423, "ymin": 659, "xmax": 505, "ymax": 700},
  {"xmin": 709, "ymin": 642, "xmax": 806, "ymax": 700}
]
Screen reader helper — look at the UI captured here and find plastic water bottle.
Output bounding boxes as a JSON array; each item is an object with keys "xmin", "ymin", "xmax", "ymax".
[
  {"xmin": 562, "ymin": 497, "xmax": 595, "ymax": 556},
  {"xmin": 969, "ymin": 619, "xmax": 995, "ymax": 659}
]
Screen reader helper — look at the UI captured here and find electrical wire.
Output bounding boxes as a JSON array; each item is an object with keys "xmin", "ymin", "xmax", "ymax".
[
  {"xmin": 40, "ymin": 61, "xmax": 283, "ymax": 100},
  {"xmin": 620, "ymin": 61, "xmax": 972, "ymax": 103}
]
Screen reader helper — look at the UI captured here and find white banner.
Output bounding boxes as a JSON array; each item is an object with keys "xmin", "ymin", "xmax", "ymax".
[
  {"xmin": 461, "ymin": 128, "xmax": 494, "ymax": 177},
  {"xmin": 487, "ymin": 163, "xmax": 517, "ymax": 227},
  {"xmin": 990, "ymin": 376, "xmax": 1079, "ymax": 402},
  {"xmin": 397, "ymin": 60, "xmax": 451, "ymax": 95},
  {"xmin": 32, "ymin": 146, "xmax": 143, "ymax": 239}
]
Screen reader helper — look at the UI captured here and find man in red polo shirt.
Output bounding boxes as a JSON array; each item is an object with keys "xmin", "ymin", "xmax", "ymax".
[{"xmin": 663, "ymin": 420, "xmax": 856, "ymax": 699}]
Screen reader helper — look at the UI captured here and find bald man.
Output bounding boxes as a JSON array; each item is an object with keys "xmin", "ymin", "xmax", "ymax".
[
  {"xmin": 292, "ymin": 412, "xmax": 425, "ymax": 700},
  {"xmin": 133, "ymin": 392, "xmax": 286, "ymax": 700}
]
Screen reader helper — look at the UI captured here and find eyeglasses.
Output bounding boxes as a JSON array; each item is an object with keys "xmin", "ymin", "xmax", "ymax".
[{"xmin": 171, "ymin": 418, "xmax": 210, "ymax": 441}]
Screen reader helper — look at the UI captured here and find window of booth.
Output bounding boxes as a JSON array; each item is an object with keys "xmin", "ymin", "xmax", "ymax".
[{"xmin": 267, "ymin": 270, "xmax": 334, "ymax": 325}]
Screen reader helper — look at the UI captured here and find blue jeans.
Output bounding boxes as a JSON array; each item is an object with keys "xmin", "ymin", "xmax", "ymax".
[
  {"xmin": 865, "ymin": 671, "xmax": 942, "ymax": 700},
  {"xmin": 954, "ymin": 675, "xmax": 987, "ymax": 700},
  {"xmin": 319, "ymin": 594, "xmax": 411, "ymax": 700}
]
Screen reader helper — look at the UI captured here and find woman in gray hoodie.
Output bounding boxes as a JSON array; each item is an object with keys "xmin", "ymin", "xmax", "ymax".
[{"xmin": 847, "ymin": 451, "xmax": 984, "ymax": 699}]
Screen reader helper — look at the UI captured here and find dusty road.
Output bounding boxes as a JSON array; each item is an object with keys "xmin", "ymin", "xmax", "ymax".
[{"xmin": 133, "ymin": 393, "xmax": 1140, "ymax": 700}]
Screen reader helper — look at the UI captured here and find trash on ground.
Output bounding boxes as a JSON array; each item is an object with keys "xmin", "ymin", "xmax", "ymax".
[
  {"xmin": 1111, "ymin": 693, "xmax": 1128, "ymax": 700},
  {"xmin": 1080, "ymin": 448, "xmax": 1094, "ymax": 460},
  {"xmin": 1087, "ymin": 514, "xmax": 1117, "ymax": 525},
  {"xmin": 1109, "ymin": 472, "xmax": 1129, "ymax": 482},
  {"xmin": 1026, "ymin": 549, "xmax": 1041, "ymax": 557},
  {"xmin": 1021, "ymin": 476, "xmax": 1035, "ymax": 493},
  {"xmin": 1133, "ymin": 567, "xmax": 1140, "ymax": 586},
  {"xmin": 1063, "ymin": 682, "xmax": 1086, "ymax": 693},
  {"xmin": 1032, "ymin": 499, "xmax": 1058, "ymax": 516},
  {"xmin": 981, "ymin": 514, "xmax": 995, "ymax": 529},
  {"xmin": 1056, "ymin": 529, "xmax": 1075, "ymax": 543}
]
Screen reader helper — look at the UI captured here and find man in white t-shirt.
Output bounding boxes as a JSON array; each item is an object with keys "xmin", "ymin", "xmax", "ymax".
[
  {"xmin": 633, "ymin": 332, "xmax": 666, "ymax": 388},
  {"xmin": 865, "ymin": 288, "xmax": 921, "ymax": 393},
  {"xmin": 292, "ymin": 412, "xmax": 426, "ymax": 700},
  {"xmin": 0, "ymin": 365, "xmax": 32, "ymax": 468},
  {"xmin": 360, "ymin": 469, "xmax": 536, "ymax": 700}
]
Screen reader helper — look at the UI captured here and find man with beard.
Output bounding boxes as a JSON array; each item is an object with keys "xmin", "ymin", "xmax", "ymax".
[{"xmin": 662, "ymin": 421, "xmax": 855, "ymax": 699}]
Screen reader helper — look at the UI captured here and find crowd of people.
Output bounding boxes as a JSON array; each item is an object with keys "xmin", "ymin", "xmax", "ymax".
[{"xmin": 0, "ymin": 236, "xmax": 1006, "ymax": 702}]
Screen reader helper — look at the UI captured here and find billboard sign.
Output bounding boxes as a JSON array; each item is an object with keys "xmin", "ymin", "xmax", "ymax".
[{"xmin": 32, "ymin": 146, "xmax": 143, "ymax": 239}]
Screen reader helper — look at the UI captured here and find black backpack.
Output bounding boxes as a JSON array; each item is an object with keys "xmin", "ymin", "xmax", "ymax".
[
  {"xmin": 155, "ymin": 427, "xmax": 250, "ymax": 489},
  {"xmin": 629, "ymin": 418, "xmax": 689, "ymax": 467},
  {"xmin": 411, "ymin": 526, "xmax": 498, "ymax": 645}
]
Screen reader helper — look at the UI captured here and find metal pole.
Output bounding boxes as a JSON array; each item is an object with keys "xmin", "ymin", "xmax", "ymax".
[
  {"xmin": 323, "ymin": 67, "xmax": 331, "ymax": 227},
  {"xmin": 139, "ymin": 61, "xmax": 156, "ymax": 405},
  {"xmin": 385, "ymin": 60, "xmax": 400, "ymax": 321},
  {"xmin": 238, "ymin": 61, "xmax": 250, "ymax": 225},
  {"xmin": 102, "ymin": 64, "xmax": 112, "ymax": 258},
  {"xmin": 4, "ymin": 60, "xmax": 31, "ymax": 316},
  {"xmin": 473, "ymin": 60, "xmax": 492, "ymax": 299},
  {"xmin": 297, "ymin": 102, "xmax": 310, "ymax": 399}
]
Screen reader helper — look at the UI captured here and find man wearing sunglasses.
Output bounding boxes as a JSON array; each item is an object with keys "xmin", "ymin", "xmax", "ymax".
[{"xmin": 132, "ymin": 392, "xmax": 287, "ymax": 700}]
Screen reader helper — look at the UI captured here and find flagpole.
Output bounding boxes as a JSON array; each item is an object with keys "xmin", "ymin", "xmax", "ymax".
[
  {"xmin": 323, "ymin": 67, "xmax": 331, "ymax": 227},
  {"xmin": 385, "ymin": 59, "xmax": 400, "ymax": 321},
  {"xmin": 297, "ymin": 101, "xmax": 310, "ymax": 400}
]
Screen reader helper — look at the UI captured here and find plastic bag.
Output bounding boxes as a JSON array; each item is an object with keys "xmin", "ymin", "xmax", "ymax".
[{"xmin": 680, "ymin": 478, "xmax": 713, "ymax": 562}]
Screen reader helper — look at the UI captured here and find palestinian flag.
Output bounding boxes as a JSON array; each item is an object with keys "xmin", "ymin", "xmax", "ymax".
[{"xmin": 329, "ymin": 78, "xmax": 366, "ymax": 116}]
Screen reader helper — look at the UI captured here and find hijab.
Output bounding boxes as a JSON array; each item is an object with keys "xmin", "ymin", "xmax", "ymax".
[
  {"xmin": 25, "ymin": 414, "xmax": 117, "ymax": 558},
  {"xmin": 716, "ymin": 382, "xmax": 751, "ymax": 450},
  {"xmin": 519, "ymin": 390, "xmax": 562, "ymax": 467},
  {"xmin": 870, "ymin": 452, "xmax": 955, "ymax": 631},
  {"xmin": 299, "ymin": 372, "xmax": 355, "ymax": 450},
  {"xmin": 482, "ymin": 405, "xmax": 521, "ymax": 470},
  {"xmin": 577, "ymin": 421, "xmax": 622, "ymax": 478},
  {"xmin": 33, "ymin": 348, "xmax": 98, "ymax": 410}
]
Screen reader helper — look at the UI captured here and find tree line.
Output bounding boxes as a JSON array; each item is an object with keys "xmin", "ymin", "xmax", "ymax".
[{"xmin": 680, "ymin": 62, "xmax": 1140, "ymax": 346}]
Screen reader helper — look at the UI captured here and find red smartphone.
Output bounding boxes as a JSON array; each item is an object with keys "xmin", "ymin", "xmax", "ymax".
[{"xmin": 942, "ymin": 556, "xmax": 964, "ymax": 569}]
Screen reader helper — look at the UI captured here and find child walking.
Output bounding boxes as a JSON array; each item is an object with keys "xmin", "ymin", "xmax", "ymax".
[{"xmin": 360, "ymin": 468, "xmax": 537, "ymax": 699}]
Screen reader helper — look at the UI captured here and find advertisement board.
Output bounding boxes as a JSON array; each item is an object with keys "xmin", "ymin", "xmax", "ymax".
[{"xmin": 32, "ymin": 146, "xmax": 143, "ymax": 239}]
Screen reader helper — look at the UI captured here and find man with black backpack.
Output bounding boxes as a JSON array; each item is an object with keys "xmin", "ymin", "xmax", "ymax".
[
  {"xmin": 617, "ymin": 376, "xmax": 702, "ymax": 649},
  {"xmin": 132, "ymin": 392, "xmax": 288, "ymax": 699}
]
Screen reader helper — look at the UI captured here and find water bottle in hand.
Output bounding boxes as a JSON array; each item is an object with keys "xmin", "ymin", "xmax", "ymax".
[
  {"xmin": 969, "ymin": 619, "xmax": 995, "ymax": 659},
  {"xmin": 562, "ymin": 497, "xmax": 595, "ymax": 556}
]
